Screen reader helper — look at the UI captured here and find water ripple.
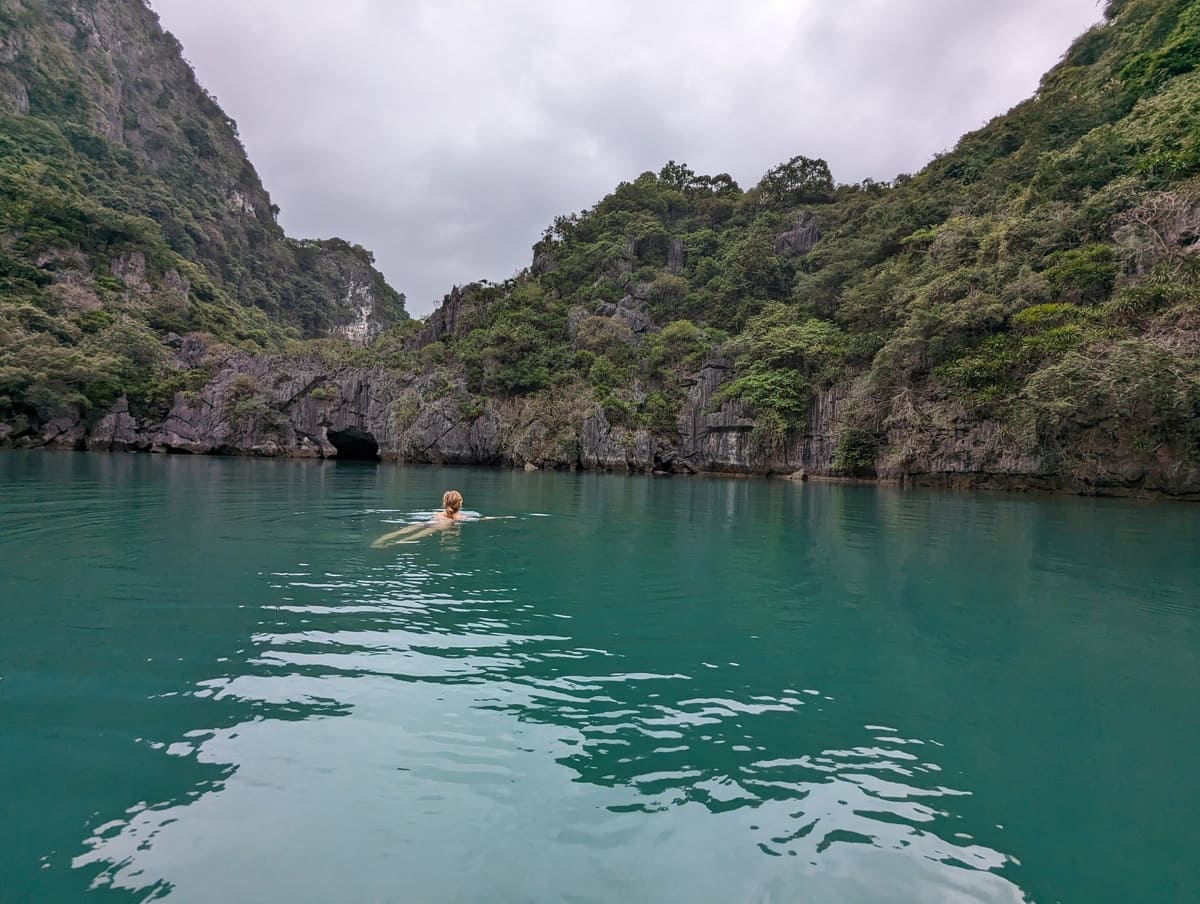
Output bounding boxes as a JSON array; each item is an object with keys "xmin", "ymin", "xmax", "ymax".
[
  {"xmin": 6, "ymin": 455, "xmax": 1194, "ymax": 902},
  {"xmin": 74, "ymin": 551, "xmax": 1033, "ymax": 901}
]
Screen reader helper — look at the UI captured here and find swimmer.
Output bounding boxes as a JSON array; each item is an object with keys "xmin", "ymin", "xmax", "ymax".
[
  {"xmin": 371, "ymin": 489, "xmax": 509, "ymax": 547},
  {"xmin": 432, "ymin": 490, "xmax": 467, "ymax": 523}
]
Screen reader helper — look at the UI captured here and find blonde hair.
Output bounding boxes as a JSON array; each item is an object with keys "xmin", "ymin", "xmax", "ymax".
[{"xmin": 442, "ymin": 490, "xmax": 463, "ymax": 514}]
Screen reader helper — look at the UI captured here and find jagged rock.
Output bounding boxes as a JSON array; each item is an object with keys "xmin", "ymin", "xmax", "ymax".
[
  {"xmin": 667, "ymin": 237, "xmax": 685, "ymax": 274},
  {"xmin": 675, "ymin": 358, "xmax": 846, "ymax": 475},
  {"xmin": 774, "ymin": 211, "xmax": 821, "ymax": 257},
  {"xmin": 566, "ymin": 306, "xmax": 590, "ymax": 341},
  {"xmin": 47, "ymin": 282, "xmax": 103, "ymax": 313},
  {"xmin": 88, "ymin": 398, "xmax": 141, "ymax": 451},
  {"xmin": 531, "ymin": 250, "xmax": 555, "ymax": 275},
  {"xmin": 416, "ymin": 285, "xmax": 472, "ymax": 347},
  {"xmin": 6, "ymin": 334, "xmax": 1198, "ymax": 498},
  {"xmin": 580, "ymin": 413, "xmax": 651, "ymax": 471},
  {"xmin": 162, "ymin": 268, "xmax": 190, "ymax": 299},
  {"xmin": 35, "ymin": 412, "xmax": 87, "ymax": 450},
  {"xmin": 597, "ymin": 298, "xmax": 652, "ymax": 335},
  {"xmin": 112, "ymin": 252, "xmax": 151, "ymax": 294},
  {"xmin": 401, "ymin": 400, "xmax": 502, "ymax": 464}
]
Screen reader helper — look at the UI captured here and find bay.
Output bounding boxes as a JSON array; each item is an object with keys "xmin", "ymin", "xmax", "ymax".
[{"xmin": 1, "ymin": 451, "xmax": 1198, "ymax": 903}]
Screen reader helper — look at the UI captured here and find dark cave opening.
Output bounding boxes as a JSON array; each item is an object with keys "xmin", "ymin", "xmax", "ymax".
[{"xmin": 327, "ymin": 428, "xmax": 380, "ymax": 462}]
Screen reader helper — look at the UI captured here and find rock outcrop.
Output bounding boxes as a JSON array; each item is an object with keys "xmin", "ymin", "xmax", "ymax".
[
  {"xmin": 416, "ymin": 285, "xmax": 480, "ymax": 347},
  {"xmin": 774, "ymin": 212, "xmax": 821, "ymax": 257},
  {"xmin": 0, "ymin": 335, "xmax": 833, "ymax": 474},
  {"xmin": 5, "ymin": 331, "xmax": 1198, "ymax": 498},
  {"xmin": 667, "ymin": 237, "xmax": 685, "ymax": 274}
]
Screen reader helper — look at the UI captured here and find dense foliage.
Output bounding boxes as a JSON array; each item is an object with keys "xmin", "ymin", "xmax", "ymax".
[
  {"xmin": 0, "ymin": 0, "xmax": 404, "ymax": 424},
  {"xmin": 2, "ymin": 0, "xmax": 1198, "ymax": 478},
  {"xmin": 405, "ymin": 0, "xmax": 1200, "ymax": 471}
]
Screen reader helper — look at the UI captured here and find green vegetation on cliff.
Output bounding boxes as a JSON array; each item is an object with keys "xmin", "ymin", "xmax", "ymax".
[
  {"xmin": 404, "ymin": 0, "xmax": 1200, "ymax": 473},
  {"xmin": 1, "ymin": 0, "xmax": 1198, "ymax": 484},
  {"xmin": 0, "ymin": 0, "xmax": 405, "ymax": 423}
]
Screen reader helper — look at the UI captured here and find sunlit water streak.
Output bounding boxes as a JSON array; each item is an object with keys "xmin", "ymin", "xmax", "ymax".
[{"xmin": 2, "ymin": 452, "xmax": 1198, "ymax": 903}]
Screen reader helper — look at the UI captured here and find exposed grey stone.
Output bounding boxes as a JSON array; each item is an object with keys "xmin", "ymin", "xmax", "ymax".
[
  {"xmin": 37, "ymin": 413, "xmax": 88, "ymax": 450},
  {"xmin": 88, "ymin": 398, "xmax": 142, "ymax": 451},
  {"xmin": 416, "ymin": 285, "xmax": 470, "ymax": 347},
  {"xmin": 668, "ymin": 237, "xmax": 685, "ymax": 274},
  {"xmin": 597, "ymin": 297, "xmax": 652, "ymax": 335},
  {"xmin": 531, "ymin": 250, "xmax": 555, "ymax": 275},
  {"xmin": 616, "ymin": 304, "xmax": 651, "ymax": 335},
  {"xmin": 774, "ymin": 211, "xmax": 821, "ymax": 257},
  {"xmin": 6, "ymin": 333, "xmax": 1198, "ymax": 498},
  {"xmin": 112, "ymin": 252, "xmax": 151, "ymax": 293},
  {"xmin": 674, "ymin": 358, "xmax": 846, "ymax": 476}
]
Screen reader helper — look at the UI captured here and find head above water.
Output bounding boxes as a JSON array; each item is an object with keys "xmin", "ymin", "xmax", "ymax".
[{"xmin": 442, "ymin": 490, "xmax": 463, "ymax": 515}]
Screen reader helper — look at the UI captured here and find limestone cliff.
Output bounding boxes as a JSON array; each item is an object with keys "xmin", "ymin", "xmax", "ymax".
[
  {"xmin": 3, "ymin": 331, "xmax": 1195, "ymax": 499},
  {"xmin": 0, "ymin": 0, "xmax": 405, "ymax": 341}
]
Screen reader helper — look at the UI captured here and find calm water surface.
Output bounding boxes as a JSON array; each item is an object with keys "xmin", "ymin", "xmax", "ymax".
[{"xmin": 1, "ymin": 451, "xmax": 1198, "ymax": 903}]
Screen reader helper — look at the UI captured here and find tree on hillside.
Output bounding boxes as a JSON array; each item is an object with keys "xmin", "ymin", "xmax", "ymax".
[{"xmin": 756, "ymin": 155, "xmax": 835, "ymax": 206}]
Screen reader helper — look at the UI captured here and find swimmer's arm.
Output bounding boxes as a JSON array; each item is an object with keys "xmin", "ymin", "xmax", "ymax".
[
  {"xmin": 396, "ymin": 524, "xmax": 443, "ymax": 542},
  {"xmin": 371, "ymin": 522, "xmax": 433, "ymax": 547}
]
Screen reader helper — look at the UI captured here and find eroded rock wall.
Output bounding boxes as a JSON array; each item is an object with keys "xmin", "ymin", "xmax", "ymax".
[
  {"xmin": 1, "ymin": 336, "xmax": 838, "ymax": 474},
  {"xmin": 5, "ymin": 337, "xmax": 1198, "ymax": 498}
]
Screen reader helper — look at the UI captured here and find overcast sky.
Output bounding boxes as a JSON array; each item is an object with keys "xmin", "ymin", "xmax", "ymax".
[{"xmin": 150, "ymin": 0, "xmax": 1103, "ymax": 316}]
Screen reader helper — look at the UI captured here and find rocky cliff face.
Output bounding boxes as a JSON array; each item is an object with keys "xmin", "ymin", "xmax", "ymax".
[
  {"xmin": 5, "ymin": 333, "xmax": 1197, "ymax": 499},
  {"xmin": 0, "ymin": 0, "xmax": 405, "ymax": 339},
  {"xmin": 0, "ymin": 333, "xmax": 825, "ymax": 470}
]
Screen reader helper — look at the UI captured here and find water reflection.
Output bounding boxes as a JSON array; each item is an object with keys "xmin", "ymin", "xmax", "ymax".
[
  {"xmin": 74, "ymin": 542, "xmax": 1028, "ymax": 903},
  {"xmin": 4, "ymin": 454, "xmax": 1196, "ymax": 903}
]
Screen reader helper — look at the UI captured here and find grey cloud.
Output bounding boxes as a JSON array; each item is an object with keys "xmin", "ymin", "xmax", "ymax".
[{"xmin": 150, "ymin": 0, "xmax": 1103, "ymax": 314}]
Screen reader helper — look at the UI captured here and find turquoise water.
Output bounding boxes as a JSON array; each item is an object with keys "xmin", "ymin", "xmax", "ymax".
[{"xmin": 1, "ymin": 452, "xmax": 1198, "ymax": 903}]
